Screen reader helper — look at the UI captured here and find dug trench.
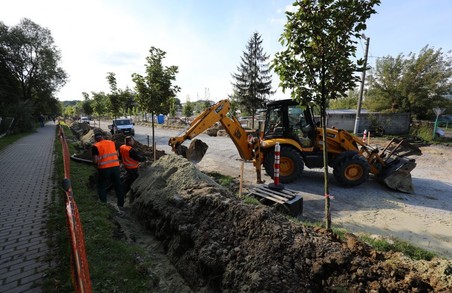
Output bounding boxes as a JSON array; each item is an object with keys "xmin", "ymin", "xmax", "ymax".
[
  {"xmin": 70, "ymin": 123, "xmax": 451, "ymax": 292},
  {"xmin": 128, "ymin": 155, "xmax": 451, "ymax": 292}
]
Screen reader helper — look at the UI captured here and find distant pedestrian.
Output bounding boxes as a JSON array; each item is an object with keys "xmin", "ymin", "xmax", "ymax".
[
  {"xmin": 92, "ymin": 132, "xmax": 125, "ymax": 215},
  {"xmin": 119, "ymin": 136, "xmax": 146, "ymax": 193},
  {"xmin": 38, "ymin": 114, "xmax": 45, "ymax": 127}
]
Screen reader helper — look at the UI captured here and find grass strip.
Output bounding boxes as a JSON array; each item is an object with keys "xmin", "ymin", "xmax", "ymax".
[{"xmin": 44, "ymin": 124, "xmax": 152, "ymax": 292}]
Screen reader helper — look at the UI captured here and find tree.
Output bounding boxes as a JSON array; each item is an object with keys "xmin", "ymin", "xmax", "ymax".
[
  {"xmin": 106, "ymin": 72, "xmax": 122, "ymax": 119},
  {"xmin": 231, "ymin": 32, "xmax": 274, "ymax": 128},
  {"xmin": 81, "ymin": 92, "xmax": 94, "ymax": 117},
  {"xmin": 91, "ymin": 91, "xmax": 108, "ymax": 126},
  {"xmin": 0, "ymin": 18, "xmax": 67, "ymax": 130},
  {"xmin": 182, "ymin": 99, "xmax": 194, "ymax": 120},
  {"xmin": 272, "ymin": 0, "xmax": 380, "ymax": 229},
  {"xmin": 329, "ymin": 89, "xmax": 359, "ymax": 109},
  {"xmin": 366, "ymin": 46, "xmax": 452, "ymax": 119},
  {"xmin": 132, "ymin": 46, "xmax": 180, "ymax": 148}
]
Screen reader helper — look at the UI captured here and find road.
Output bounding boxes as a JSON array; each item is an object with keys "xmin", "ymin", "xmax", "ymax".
[{"xmin": 95, "ymin": 120, "xmax": 452, "ymax": 258}]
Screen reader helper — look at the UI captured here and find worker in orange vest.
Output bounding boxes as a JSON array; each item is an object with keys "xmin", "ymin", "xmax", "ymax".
[
  {"xmin": 92, "ymin": 132, "xmax": 125, "ymax": 215},
  {"xmin": 119, "ymin": 136, "xmax": 146, "ymax": 194}
]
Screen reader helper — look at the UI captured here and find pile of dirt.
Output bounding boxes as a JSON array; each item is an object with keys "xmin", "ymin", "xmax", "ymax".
[
  {"xmin": 129, "ymin": 155, "xmax": 451, "ymax": 292},
  {"xmin": 69, "ymin": 124, "xmax": 165, "ymax": 162},
  {"xmin": 110, "ymin": 133, "xmax": 166, "ymax": 162}
]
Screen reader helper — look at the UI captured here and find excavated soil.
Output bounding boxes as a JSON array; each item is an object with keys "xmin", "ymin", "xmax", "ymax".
[
  {"xmin": 71, "ymin": 121, "xmax": 451, "ymax": 291},
  {"xmin": 128, "ymin": 155, "xmax": 451, "ymax": 292}
]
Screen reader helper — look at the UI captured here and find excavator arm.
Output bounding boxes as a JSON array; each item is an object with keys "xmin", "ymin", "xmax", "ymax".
[{"xmin": 168, "ymin": 99, "xmax": 257, "ymax": 162}]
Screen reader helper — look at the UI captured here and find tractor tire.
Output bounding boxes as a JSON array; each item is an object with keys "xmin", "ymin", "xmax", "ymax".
[
  {"xmin": 328, "ymin": 150, "xmax": 359, "ymax": 168},
  {"xmin": 264, "ymin": 146, "xmax": 304, "ymax": 183},
  {"xmin": 333, "ymin": 154, "xmax": 370, "ymax": 187}
]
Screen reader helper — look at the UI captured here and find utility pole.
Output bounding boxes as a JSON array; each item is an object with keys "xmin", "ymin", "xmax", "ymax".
[{"xmin": 353, "ymin": 36, "xmax": 370, "ymax": 135}]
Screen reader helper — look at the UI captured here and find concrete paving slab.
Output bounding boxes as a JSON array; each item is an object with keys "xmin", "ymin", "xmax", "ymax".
[{"xmin": 0, "ymin": 122, "xmax": 56, "ymax": 292}]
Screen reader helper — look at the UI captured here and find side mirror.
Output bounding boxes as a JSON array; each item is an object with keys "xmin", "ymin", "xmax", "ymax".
[{"xmin": 133, "ymin": 122, "xmax": 135, "ymax": 125}]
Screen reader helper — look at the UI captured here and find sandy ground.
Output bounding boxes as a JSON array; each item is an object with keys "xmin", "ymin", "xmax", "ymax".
[{"xmin": 99, "ymin": 121, "xmax": 452, "ymax": 259}]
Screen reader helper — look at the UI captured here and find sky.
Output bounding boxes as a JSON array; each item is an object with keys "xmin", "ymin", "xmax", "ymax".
[{"xmin": 1, "ymin": 0, "xmax": 451, "ymax": 103}]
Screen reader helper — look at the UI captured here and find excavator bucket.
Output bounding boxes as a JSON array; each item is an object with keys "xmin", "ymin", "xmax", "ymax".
[
  {"xmin": 378, "ymin": 158, "xmax": 417, "ymax": 193},
  {"xmin": 174, "ymin": 139, "xmax": 208, "ymax": 163},
  {"xmin": 377, "ymin": 138, "xmax": 422, "ymax": 193}
]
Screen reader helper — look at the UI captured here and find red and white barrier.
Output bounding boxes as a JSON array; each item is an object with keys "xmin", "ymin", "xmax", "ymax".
[{"xmin": 274, "ymin": 142, "xmax": 281, "ymax": 186}]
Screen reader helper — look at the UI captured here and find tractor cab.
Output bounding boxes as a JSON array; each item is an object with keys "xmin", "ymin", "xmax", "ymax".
[{"xmin": 264, "ymin": 100, "xmax": 316, "ymax": 147}]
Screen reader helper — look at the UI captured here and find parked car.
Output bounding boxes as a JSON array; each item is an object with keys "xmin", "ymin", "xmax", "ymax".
[
  {"xmin": 108, "ymin": 118, "xmax": 135, "ymax": 135},
  {"xmin": 80, "ymin": 117, "xmax": 90, "ymax": 124}
]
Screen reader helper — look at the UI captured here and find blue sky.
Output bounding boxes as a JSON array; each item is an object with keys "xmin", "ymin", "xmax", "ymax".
[{"xmin": 1, "ymin": 0, "xmax": 451, "ymax": 102}]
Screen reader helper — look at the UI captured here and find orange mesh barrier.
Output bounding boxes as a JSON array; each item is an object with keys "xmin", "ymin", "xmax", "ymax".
[{"xmin": 58, "ymin": 124, "xmax": 92, "ymax": 293}]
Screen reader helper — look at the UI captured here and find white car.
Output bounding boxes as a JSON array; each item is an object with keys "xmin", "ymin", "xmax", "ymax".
[{"xmin": 80, "ymin": 117, "xmax": 90, "ymax": 124}]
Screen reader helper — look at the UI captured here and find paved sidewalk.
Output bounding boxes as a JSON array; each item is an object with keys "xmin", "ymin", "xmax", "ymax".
[{"xmin": 0, "ymin": 123, "xmax": 56, "ymax": 292}]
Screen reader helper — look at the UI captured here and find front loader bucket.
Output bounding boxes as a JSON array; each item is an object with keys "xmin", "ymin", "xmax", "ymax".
[
  {"xmin": 378, "ymin": 158, "xmax": 417, "ymax": 193},
  {"xmin": 174, "ymin": 139, "xmax": 208, "ymax": 163}
]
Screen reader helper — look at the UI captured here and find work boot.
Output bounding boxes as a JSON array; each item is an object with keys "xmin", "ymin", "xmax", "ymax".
[{"xmin": 115, "ymin": 205, "xmax": 126, "ymax": 217}]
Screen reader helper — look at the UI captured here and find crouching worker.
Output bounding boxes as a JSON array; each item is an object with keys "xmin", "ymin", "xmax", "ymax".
[
  {"xmin": 92, "ymin": 132, "xmax": 125, "ymax": 214},
  {"xmin": 119, "ymin": 136, "xmax": 146, "ymax": 194}
]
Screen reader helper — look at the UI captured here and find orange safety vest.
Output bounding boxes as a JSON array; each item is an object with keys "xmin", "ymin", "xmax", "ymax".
[
  {"xmin": 94, "ymin": 140, "xmax": 120, "ymax": 169},
  {"xmin": 120, "ymin": 145, "xmax": 140, "ymax": 169}
]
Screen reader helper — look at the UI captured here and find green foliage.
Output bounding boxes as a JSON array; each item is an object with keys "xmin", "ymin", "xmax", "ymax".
[
  {"xmin": 182, "ymin": 99, "xmax": 194, "ymax": 118},
  {"xmin": 91, "ymin": 92, "xmax": 107, "ymax": 118},
  {"xmin": 192, "ymin": 100, "xmax": 214, "ymax": 114},
  {"xmin": 231, "ymin": 32, "xmax": 274, "ymax": 126},
  {"xmin": 366, "ymin": 46, "xmax": 452, "ymax": 119},
  {"xmin": 132, "ymin": 46, "xmax": 180, "ymax": 117},
  {"xmin": 106, "ymin": 72, "xmax": 122, "ymax": 118},
  {"xmin": 0, "ymin": 18, "xmax": 67, "ymax": 114},
  {"xmin": 273, "ymin": 0, "xmax": 380, "ymax": 106},
  {"xmin": 328, "ymin": 89, "xmax": 359, "ymax": 109},
  {"xmin": 0, "ymin": 18, "xmax": 67, "ymax": 120},
  {"xmin": 359, "ymin": 235, "xmax": 436, "ymax": 261},
  {"xmin": 410, "ymin": 121, "xmax": 434, "ymax": 142},
  {"xmin": 81, "ymin": 92, "xmax": 94, "ymax": 116},
  {"xmin": 243, "ymin": 196, "xmax": 260, "ymax": 205}
]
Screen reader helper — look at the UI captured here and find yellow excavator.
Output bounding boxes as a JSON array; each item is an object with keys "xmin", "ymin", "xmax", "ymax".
[{"xmin": 168, "ymin": 99, "xmax": 422, "ymax": 193}]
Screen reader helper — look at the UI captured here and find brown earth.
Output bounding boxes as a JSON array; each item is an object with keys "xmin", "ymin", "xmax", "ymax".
[
  {"xmin": 128, "ymin": 155, "xmax": 451, "ymax": 292},
  {"xmin": 70, "ymin": 122, "xmax": 452, "ymax": 292}
]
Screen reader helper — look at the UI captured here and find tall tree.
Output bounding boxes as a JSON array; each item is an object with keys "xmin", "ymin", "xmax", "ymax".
[
  {"xmin": 365, "ymin": 54, "xmax": 406, "ymax": 113},
  {"xmin": 91, "ymin": 91, "xmax": 108, "ymax": 126},
  {"xmin": 0, "ymin": 19, "xmax": 67, "ymax": 131},
  {"xmin": 106, "ymin": 72, "xmax": 122, "ymax": 119},
  {"xmin": 366, "ymin": 46, "xmax": 452, "ymax": 119},
  {"xmin": 132, "ymin": 47, "xmax": 180, "ymax": 147},
  {"xmin": 272, "ymin": 0, "xmax": 380, "ymax": 229},
  {"xmin": 232, "ymin": 32, "xmax": 274, "ymax": 128},
  {"xmin": 81, "ymin": 92, "xmax": 94, "ymax": 117},
  {"xmin": 0, "ymin": 19, "xmax": 67, "ymax": 109}
]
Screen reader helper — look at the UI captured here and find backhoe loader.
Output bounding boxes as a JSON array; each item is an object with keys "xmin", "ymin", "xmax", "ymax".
[{"xmin": 168, "ymin": 99, "xmax": 422, "ymax": 193}]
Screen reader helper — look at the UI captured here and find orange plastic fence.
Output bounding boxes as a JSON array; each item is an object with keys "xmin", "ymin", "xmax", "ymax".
[{"xmin": 58, "ymin": 124, "xmax": 92, "ymax": 293}]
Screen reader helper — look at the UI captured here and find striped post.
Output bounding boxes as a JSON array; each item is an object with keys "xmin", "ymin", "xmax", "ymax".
[
  {"xmin": 274, "ymin": 142, "xmax": 281, "ymax": 186},
  {"xmin": 268, "ymin": 142, "xmax": 284, "ymax": 191}
]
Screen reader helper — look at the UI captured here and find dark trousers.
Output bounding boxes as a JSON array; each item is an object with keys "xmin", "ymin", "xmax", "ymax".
[
  {"xmin": 123, "ymin": 168, "xmax": 139, "ymax": 194},
  {"xmin": 97, "ymin": 166, "xmax": 124, "ymax": 207}
]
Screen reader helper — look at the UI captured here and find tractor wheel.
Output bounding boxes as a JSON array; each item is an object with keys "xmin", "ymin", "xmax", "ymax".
[
  {"xmin": 264, "ymin": 146, "xmax": 304, "ymax": 183},
  {"xmin": 333, "ymin": 154, "xmax": 370, "ymax": 187}
]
